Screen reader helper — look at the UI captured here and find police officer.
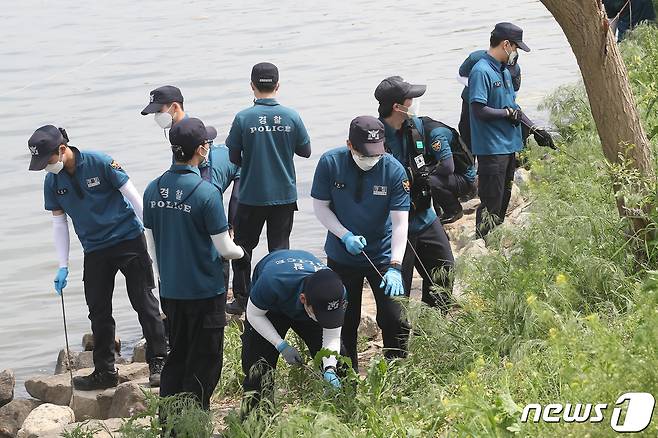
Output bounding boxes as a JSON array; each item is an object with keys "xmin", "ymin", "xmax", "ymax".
[
  {"xmin": 226, "ymin": 62, "xmax": 311, "ymax": 315},
  {"xmin": 375, "ymin": 77, "xmax": 456, "ymax": 310},
  {"xmin": 312, "ymin": 116, "xmax": 410, "ymax": 371},
  {"xmin": 142, "ymin": 118, "xmax": 250, "ymax": 409},
  {"xmin": 468, "ymin": 23, "xmax": 554, "ymax": 238},
  {"xmin": 241, "ymin": 249, "xmax": 346, "ymax": 414},
  {"xmin": 141, "ymin": 85, "xmax": 241, "ymax": 292},
  {"xmin": 28, "ymin": 125, "xmax": 167, "ymax": 390},
  {"xmin": 458, "ymin": 49, "xmax": 522, "ymax": 152},
  {"xmin": 604, "ymin": 0, "xmax": 656, "ymax": 41},
  {"xmin": 425, "ymin": 125, "xmax": 477, "ymax": 224}
]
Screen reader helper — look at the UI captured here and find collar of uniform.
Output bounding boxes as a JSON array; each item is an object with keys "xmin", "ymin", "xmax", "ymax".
[
  {"xmin": 483, "ymin": 53, "xmax": 505, "ymax": 73},
  {"xmin": 169, "ymin": 164, "xmax": 201, "ymax": 176},
  {"xmin": 70, "ymin": 147, "xmax": 85, "ymax": 168},
  {"xmin": 253, "ymin": 98, "xmax": 279, "ymax": 106},
  {"xmin": 380, "ymin": 117, "xmax": 399, "ymax": 137}
]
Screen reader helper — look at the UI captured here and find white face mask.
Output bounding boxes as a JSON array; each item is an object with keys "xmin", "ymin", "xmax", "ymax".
[
  {"xmin": 199, "ymin": 144, "xmax": 210, "ymax": 165},
  {"xmin": 154, "ymin": 106, "xmax": 174, "ymax": 129},
  {"xmin": 352, "ymin": 151, "xmax": 383, "ymax": 171},
  {"xmin": 45, "ymin": 153, "xmax": 64, "ymax": 174},
  {"xmin": 396, "ymin": 101, "xmax": 420, "ymax": 118},
  {"xmin": 504, "ymin": 43, "xmax": 518, "ymax": 66}
]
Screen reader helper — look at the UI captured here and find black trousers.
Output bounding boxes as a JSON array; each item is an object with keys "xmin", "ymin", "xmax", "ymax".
[
  {"xmin": 160, "ymin": 294, "xmax": 226, "ymax": 410},
  {"xmin": 327, "ymin": 259, "xmax": 410, "ymax": 371},
  {"xmin": 82, "ymin": 234, "xmax": 167, "ymax": 372},
  {"xmin": 429, "ymin": 173, "xmax": 476, "ymax": 215},
  {"xmin": 475, "ymin": 153, "xmax": 516, "ymax": 238},
  {"xmin": 241, "ymin": 313, "xmax": 325, "ymax": 412},
  {"xmin": 402, "ymin": 218, "xmax": 455, "ymax": 309},
  {"xmin": 232, "ymin": 203, "xmax": 296, "ymax": 300}
]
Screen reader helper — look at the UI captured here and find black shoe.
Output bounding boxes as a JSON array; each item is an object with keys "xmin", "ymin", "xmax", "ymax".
[
  {"xmin": 149, "ymin": 356, "xmax": 165, "ymax": 387},
  {"xmin": 72, "ymin": 368, "xmax": 118, "ymax": 391},
  {"xmin": 440, "ymin": 209, "xmax": 464, "ymax": 224},
  {"xmin": 226, "ymin": 297, "xmax": 247, "ymax": 315}
]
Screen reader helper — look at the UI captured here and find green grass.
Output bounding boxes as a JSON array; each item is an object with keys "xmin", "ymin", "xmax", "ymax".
[{"xmin": 113, "ymin": 25, "xmax": 658, "ymax": 438}]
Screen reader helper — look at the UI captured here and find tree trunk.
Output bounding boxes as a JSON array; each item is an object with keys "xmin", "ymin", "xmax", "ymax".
[{"xmin": 539, "ymin": 0, "xmax": 655, "ymax": 230}]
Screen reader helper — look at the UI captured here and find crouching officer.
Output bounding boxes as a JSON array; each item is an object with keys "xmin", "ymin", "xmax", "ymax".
[
  {"xmin": 142, "ymin": 118, "xmax": 250, "ymax": 410},
  {"xmin": 375, "ymin": 77, "xmax": 456, "ymax": 310},
  {"xmin": 28, "ymin": 125, "xmax": 167, "ymax": 390},
  {"xmin": 311, "ymin": 116, "xmax": 410, "ymax": 371},
  {"xmin": 241, "ymin": 249, "xmax": 346, "ymax": 415}
]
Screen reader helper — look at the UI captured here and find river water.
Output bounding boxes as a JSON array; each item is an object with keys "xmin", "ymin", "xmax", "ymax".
[{"xmin": 0, "ymin": 0, "xmax": 579, "ymax": 394}]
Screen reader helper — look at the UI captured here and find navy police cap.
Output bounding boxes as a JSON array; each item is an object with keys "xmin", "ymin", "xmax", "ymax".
[
  {"xmin": 28, "ymin": 125, "xmax": 65, "ymax": 171},
  {"xmin": 169, "ymin": 118, "xmax": 217, "ymax": 157},
  {"xmin": 303, "ymin": 269, "xmax": 347, "ymax": 329},
  {"xmin": 492, "ymin": 22, "xmax": 530, "ymax": 52},
  {"xmin": 349, "ymin": 116, "xmax": 386, "ymax": 157},
  {"xmin": 251, "ymin": 62, "xmax": 279, "ymax": 85},
  {"xmin": 141, "ymin": 85, "xmax": 184, "ymax": 115},
  {"xmin": 374, "ymin": 76, "xmax": 426, "ymax": 103}
]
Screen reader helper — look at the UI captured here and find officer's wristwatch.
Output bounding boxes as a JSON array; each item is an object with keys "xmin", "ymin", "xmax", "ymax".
[{"xmin": 389, "ymin": 261, "xmax": 402, "ymax": 272}]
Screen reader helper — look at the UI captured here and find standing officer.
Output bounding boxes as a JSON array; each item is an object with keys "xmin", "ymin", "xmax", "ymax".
[
  {"xmin": 311, "ymin": 116, "xmax": 410, "ymax": 371},
  {"xmin": 241, "ymin": 249, "xmax": 346, "ymax": 415},
  {"xmin": 226, "ymin": 62, "xmax": 311, "ymax": 315},
  {"xmin": 141, "ymin": 85, "xmax": 241, "ymax": 292},
  {"xmin": 28, "ymin": 125, "xmax": 167, "ymax": 390},
  {"xmin": 142, "ymin": 118, "xmax": 250, "ymax": 410},
  {"xmin": 375, "ymin": 77, "xmax": 456, "ymax": 310},
  {"xmin": 604, "ymin": 0, "xmax": 656, "ymax": 41},
  {"xmin": 458, "ymin": 49, "xmax": 522, "ymax": 152},
  {"xmin": 468, "ymin": 23, "xmax": 554, "ymax": 238}
]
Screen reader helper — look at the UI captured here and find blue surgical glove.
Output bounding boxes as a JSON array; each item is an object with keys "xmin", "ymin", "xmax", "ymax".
[
  {"xmin": 54, "ymin": 267, "xmax": 69, "ymax": 296},
  {"xmin": 323, "ymin": 368, "xmax": 341, "ymax": 389},
  {"xmin": 380, "ymin": 268, "xmax": 404, "ymax": 297},
  {"xmin": 276, "ymin": 340, "xmax": 302, "ymax": 366},
  {"xmin": 341, "ymin": 232, "xmax": 367, "ymax": 256}
]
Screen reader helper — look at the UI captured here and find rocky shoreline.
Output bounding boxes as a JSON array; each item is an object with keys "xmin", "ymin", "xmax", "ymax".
[{"xmin": 0, "ymin": 169, "xmax": 532, "ymax": 437}]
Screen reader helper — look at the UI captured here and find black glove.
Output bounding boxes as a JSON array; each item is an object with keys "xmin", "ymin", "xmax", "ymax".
[
  {"xmin": 533, "ymin": 128, "xmax": 557, "ymax": 150},
  {"xmin": 504, "ymin": 107, "xmax": 522, "ymax": 126},
  {"xmin": 232, "ymin": 246, "xmax": 251, "ymax": 271}
]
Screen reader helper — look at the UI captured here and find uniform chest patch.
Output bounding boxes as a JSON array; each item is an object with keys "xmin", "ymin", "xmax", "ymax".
[
  {"xmin": 56, "ymin": 188, "xmax": 68, "ymax": 195},
  {"xmin": 373, "ymin": 185, "xmax": 388, "ymax": 196},
  {"xmin": 334, "ymin": 181, "xmax": 345, "ymax": 189},
  {"xmin": 86, "ymin": 177, "xmax": 101, "ymax": 188}
]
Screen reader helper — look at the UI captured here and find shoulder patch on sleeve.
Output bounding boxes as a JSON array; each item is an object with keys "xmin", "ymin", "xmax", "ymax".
[
  {"xmin": 110, "ymin": 160, "xmax": 123, "ymax": 170},
  {"xmin": 402, "ymin": 179, "xmax": 411, "ymax": 193},
  {"xmin": 431, "ymin": 141, "xmax": 441, "ymax": 151}
]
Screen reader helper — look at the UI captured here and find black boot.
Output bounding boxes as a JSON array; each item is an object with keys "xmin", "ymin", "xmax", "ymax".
[
  {"xmin": 72, "ymin": 368, "xmax": 118, "ymax": 391},
  {"xmin": 226, "ymin": 295, "xmax": 247, "ymax": 316},
  {"xmin": 149, "ymin": 356, "xmax": 165, "ymax": 387},
  {"xmin": 440, "ymin": 207, "xmax": 464, "ymax": 224}
]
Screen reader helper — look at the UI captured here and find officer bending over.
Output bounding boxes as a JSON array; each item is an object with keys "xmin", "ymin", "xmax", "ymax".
[
  {"xmin": 28, "ymin": 125, "xmax": 167, "ymax": 390},
  {"xmin": 241, "ymin": 249, "xmax": 346, "ymax": 415},
  {"xmin": 312, "ymin": 116, "xmax": 410, "ymax": 371},
  {"xmin": 143, "ymin": 118, "xmax": 250, "ymax": 409}
]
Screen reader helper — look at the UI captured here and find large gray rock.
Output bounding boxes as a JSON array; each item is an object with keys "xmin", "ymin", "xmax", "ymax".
[
  {"xmin": 44, "ymin": 417, "xmax": 150, "ymax": 438},
  {"xmin": 460, "ymin": 239, "xmax": 489, "ymax": 260},
  {"xmin": 107, "ymin": 382, "xmax": 147, "ymax": 419},
  {"xmin": 132, "ymin": 339, "xmax": 146, "ymax": 363},
  {"xmin": 358, "ymin": 315, "xmax": 379, "ymax": 340},
  {"xmin": 25, "ymin": 363, "xmax": 149, "ymax": 406},
  {"xmin": 82, "ymin": 334, "xmax": 121, "ymax": 354},
  {"xmin": 54, "ymin": 350, "xmax": 94, "ymax": 375},
  {"xmin": 514, "ymin": 168, "xmax": 531, "ymax": 187},
  {"xmin": 69, "ymin": 388, "xmax": 112, "ymax": 422},
  {"xmin": 16, "ymin": 404, "xmax": 74, "ymax": 438},
  {"xmin": 0, "ymin": 399, "xmax": 42, "ymax": 438},
  {"xmin": 0, "ymin": 370, "xmax": 15, "ymax": 408}
]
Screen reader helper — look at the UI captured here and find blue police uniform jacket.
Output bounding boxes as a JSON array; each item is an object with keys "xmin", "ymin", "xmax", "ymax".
[
  {"xmin": 468, "ymin": 53, "xmax": 523, "ymax": 156},
  {"xmin": 459, "ymin": 49, "xmax": 522, "ymax": 100},
  {"xmin": 43, "ymin": 147, "xmax": 142, "ymax": 253},
  {"xmin": 226, "ymin": 98, "xmax": 310, "ymax": 206},
  {"xmin": 250, "ymin": 249, "xmax": 332, "ymax": 321},
  {"xmin": 143, "ymin": 164, "xmax": 229, "ymax": 300},
  {"xmin": 311, "ymin": 147, "xmax": 410, "ymax": 268},
  {"xmin": 201, "ymin": 143, "xmax": 240, "ymax": 194}
]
